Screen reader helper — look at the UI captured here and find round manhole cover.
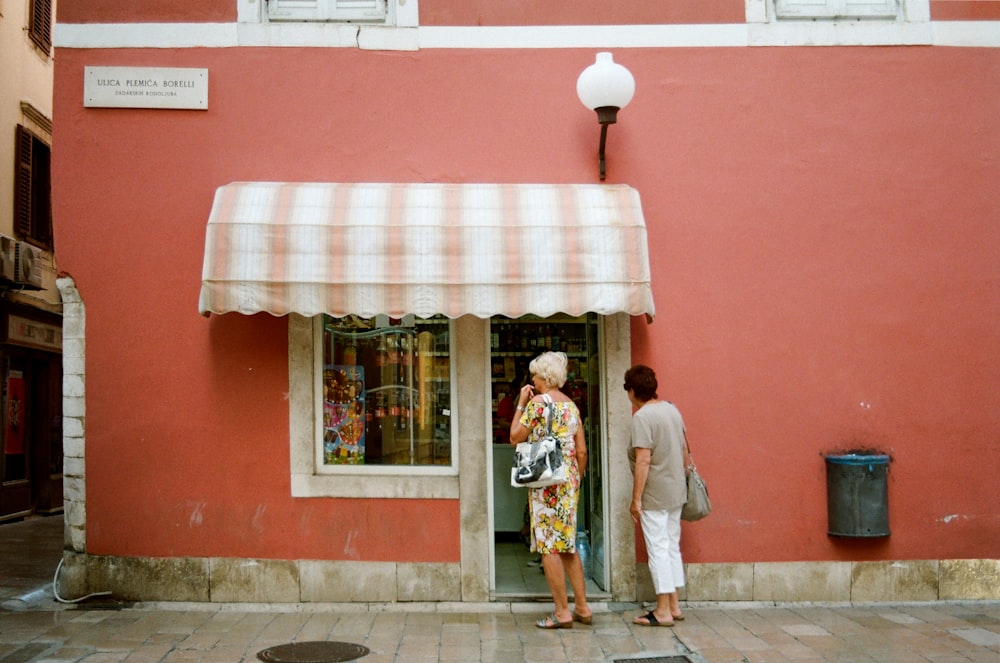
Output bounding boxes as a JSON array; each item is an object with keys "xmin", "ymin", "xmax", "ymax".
[{"xmin": 257, "ymin": 641, "xmax": 370, "ymax": 663}]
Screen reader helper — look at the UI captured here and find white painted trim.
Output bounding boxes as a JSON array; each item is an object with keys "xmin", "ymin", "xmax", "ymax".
[
  {"xmin": 237, "ymin": 0, "xmax": 262, "ymax": 23},
  {"xmin": 748, "ymin": 18, "xmax": 934, "ymax": 45},
  {"xmin": 768, "ymin": 0, "xmax": 930, "ymax": 21},
  {"xmin": 747, "ymin": 0, "xmax": 769, "ymax": 23},
  {"xmin": 933, "ymin": 20, "xmax": 1000, "ymax": 47},
  {"xmin": 53, "ymin": 23, "xmax": 239, "ymax": 48},
  {"xmin": 905, "ymin": 0, "xmax": 931, "ymax": 22},
  {"xmin": 419, "ymin": 24, "xmax": 751, "ymax": 49},
  {"xmin": 54, "ymin": 21, "xmax": 1000, "ymax": 49},
  {"xmin": 287, "ymin": 314, "xmax": 459, "ymax": 500}
]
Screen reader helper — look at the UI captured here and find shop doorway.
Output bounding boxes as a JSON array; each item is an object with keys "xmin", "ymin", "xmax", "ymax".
[
  {"xmin": 0, "ymin": 351, "xmax": 63, "ymax": 522},
  {"xmin": 489, "ymin": 314, "xmax": 608, "ymax": 598}
]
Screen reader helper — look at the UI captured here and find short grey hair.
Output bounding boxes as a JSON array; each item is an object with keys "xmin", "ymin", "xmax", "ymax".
[{"xmin": 530, "ymin": 351, "xmax": 568, "ymax": 389}]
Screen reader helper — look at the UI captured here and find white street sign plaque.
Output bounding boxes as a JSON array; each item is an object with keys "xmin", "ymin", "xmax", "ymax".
[{"xmin": 84, "ymin": 67, "xmax": 208, "ymax": 110}]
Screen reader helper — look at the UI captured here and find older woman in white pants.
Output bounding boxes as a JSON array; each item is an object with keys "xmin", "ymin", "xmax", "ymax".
[{"xmin": 625, "ymin": 364, "xmax": 690, "ymax": 627}]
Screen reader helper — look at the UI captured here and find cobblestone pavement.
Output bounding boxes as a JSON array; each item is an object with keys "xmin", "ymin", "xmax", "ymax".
[
  {"xmin": 2, "ymin": 599, "xmax": 999, "ymax": 662},
  {"xmin": 2, "ymin": 516, "xmax": 998, "ymax": 662}
]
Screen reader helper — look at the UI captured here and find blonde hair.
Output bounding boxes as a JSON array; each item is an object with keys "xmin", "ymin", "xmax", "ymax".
[{"xmin": 530, "ymin": 351, "xmax": 568, "ymax": 389}]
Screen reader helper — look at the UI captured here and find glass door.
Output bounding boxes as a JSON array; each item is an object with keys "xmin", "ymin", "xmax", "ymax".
[
  {"xmin": 489, "ymin": 314, "xmax": 606, "ymax": 595},
  {"xmin": 583, "ymin": 316, "xmax": 606, "ymax": 590}
]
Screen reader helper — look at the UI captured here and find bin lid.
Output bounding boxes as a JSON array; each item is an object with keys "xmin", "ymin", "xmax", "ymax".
[{"xmin": 826, "ymin": 453, "xmax": 889, "ymax": 465}]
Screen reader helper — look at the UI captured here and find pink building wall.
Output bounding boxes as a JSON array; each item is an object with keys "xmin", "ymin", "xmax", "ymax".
[
  {"xmin": 52, "ymin": 2, "xmax": 1000, "ymax": 573},
  {"xmin": 56, "ymin": 0, "xmax": 747, "ymax": 25},
  {"xmin": 931, "ymin": 0, "xmax": 1000, "ymax": 19},
  {"xmin": 54, "ymin": 0, "xmax": 1000, "ymax": 24}
]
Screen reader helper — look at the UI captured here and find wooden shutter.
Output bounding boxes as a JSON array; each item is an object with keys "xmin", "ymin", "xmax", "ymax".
[
  {"xmin": 13, "ymin": 126, "xmax": 53, "ymax": 248},
  {"xmin": 28, "ymin": 0, "xmax": 53, "ymax": 53},
  {"xmin": 14, "ymin": 127, "xmax": 33, "ymax": 238}
]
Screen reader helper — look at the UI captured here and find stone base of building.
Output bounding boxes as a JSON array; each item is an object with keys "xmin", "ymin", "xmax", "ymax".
[
  {"xmin": 57, "ymin": 552, "xmax": 462, "ymax": 603},
  {"xmin": 59, "ymin": 552, "xmax": 999, "ymax": 604},
  {"xmin": 639, "ymin": 559, "xmax": 1000, "ymax": 602}
]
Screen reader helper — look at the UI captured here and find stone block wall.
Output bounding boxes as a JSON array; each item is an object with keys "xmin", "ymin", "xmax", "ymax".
[{"xmin": 638, "ymin": 560, "xmax": 1000, "ymax": 603}]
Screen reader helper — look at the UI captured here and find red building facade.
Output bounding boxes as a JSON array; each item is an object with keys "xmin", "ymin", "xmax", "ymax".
[{"xmin": 52, "ymin": 0, "xmax": 999, "ymax": 603}]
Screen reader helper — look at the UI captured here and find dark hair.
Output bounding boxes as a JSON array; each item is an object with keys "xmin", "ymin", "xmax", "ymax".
[{"xmin": 624, "ymin": 365, "xmax": 658, "ymax": 402}]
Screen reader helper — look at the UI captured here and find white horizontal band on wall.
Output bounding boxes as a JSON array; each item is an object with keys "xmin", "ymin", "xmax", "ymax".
[{"xmin": 54, "ymin": 21, "xmax": 1000, "ymax": 50}]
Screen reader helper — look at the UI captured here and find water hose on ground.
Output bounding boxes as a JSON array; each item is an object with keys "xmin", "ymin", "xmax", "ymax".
[{"xmin": 53, "ymin": 556, "xmax": 113, "ymax": 604}]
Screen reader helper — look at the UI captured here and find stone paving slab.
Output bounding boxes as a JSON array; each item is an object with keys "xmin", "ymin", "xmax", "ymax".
[
  {"xmin": 1, "ymin": 599, "xmax": 998, "ymax": 662},
  {"xmin": 2, "ymin": 517, "xmax": 998, "ymax": 662}
]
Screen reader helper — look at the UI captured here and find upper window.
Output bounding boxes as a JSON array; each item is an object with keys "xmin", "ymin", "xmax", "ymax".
[
  {"xmin": 319, "ymin": 314, "xmax": 452, "ymax": 470},
  {"xmin": 239, "ymin": 0, "xmax": 419, "ymax": 39},
  {"xmin": 14, "ymin": 125, "xmax": 53, "ymax": 250},
  {"xmin": 28, "ymin": 0, "xmax": 53, "ymax": 53},
  {"xmin": 268, "ymin": 0, "xmax": 388, "ymax": 22},
  {"xmin": 775, "ymin": 0, "xmax": 899, "ymax": 19}
]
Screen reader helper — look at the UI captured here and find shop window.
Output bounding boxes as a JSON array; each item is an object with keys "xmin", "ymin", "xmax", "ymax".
[
  {"xmin": 775, "ymin": 0, "xmax": 899, "ymax": 19},
  {"xmin": 319, "ymin": 314, "xmax": 452, "ymax": 469},
  {"xmin": 27, "ymin": 0, "xmax": 53, "ymax": 53},
  {"xmin": 14, "ymin": 126, "xmax": 53, "ymax": 250}
]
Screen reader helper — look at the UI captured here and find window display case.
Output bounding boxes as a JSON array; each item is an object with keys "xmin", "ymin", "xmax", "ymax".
[{"xmin": 323, "ymin": 315, "xmax": 451, "ymax": 466}]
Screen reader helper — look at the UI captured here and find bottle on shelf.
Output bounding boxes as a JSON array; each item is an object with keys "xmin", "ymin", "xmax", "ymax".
[
  {"xmin": 387, "ymin": 334, "xmax": 399, "ymax": 365},
  {"xmin": 376, "ymin": 336, "xmax": 387, "ymax": 367},
  {"xmin": 400, "ymin": 334, "xmax": 412, "ymax": 366}
]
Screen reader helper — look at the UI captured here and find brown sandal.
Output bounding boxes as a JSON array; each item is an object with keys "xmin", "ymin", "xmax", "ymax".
[{"xmin": 572, "ymin": 612, "xmax": 593, "ymax": 625}]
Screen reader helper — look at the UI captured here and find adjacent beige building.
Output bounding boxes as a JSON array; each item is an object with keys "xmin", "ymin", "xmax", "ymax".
[{"xmin": 0, "ymin": 0, "xmax": 63, "ymax": 522}]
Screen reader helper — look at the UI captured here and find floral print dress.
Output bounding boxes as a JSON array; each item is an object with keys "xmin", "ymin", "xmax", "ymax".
[{"xmin": 518, "ymin": 396, "xmax": 583, "ymax": 555}]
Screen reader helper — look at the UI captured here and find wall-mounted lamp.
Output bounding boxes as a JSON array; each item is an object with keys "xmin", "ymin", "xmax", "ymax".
[{"xmin": 576, "ymin": 52, "xmax": 635, "ymax": 181}]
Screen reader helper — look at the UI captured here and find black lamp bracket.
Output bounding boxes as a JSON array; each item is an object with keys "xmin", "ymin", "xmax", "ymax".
[{"xmin": 595, "ymin": 106, "xmax": 620, "ymax": 181}]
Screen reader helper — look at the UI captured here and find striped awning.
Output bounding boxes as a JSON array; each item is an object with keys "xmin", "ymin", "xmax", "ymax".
[{"xmin": 198, "ymin": 182, "xmax": 655, "ymax": 320}]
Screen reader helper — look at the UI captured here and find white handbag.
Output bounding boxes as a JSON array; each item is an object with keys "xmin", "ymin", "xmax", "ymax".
[{"xmin": 510, "ymin": 394, "xmax": 569, "ymax": 489}]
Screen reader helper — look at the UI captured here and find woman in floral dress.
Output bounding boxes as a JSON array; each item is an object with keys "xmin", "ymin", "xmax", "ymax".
[{"xmin": 510, "ymin": 351, "xmax": 592, "ymax": 629}]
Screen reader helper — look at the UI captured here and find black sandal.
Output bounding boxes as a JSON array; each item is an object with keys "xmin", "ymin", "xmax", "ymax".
[{"xmin": 634, "ymin": 610, "xmax": 674, "ymax": 627}]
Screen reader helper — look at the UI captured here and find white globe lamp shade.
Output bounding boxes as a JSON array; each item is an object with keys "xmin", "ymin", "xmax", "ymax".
[{"xmin": 576, "ymin": 52, "xmax": 635, "ymax": 116}]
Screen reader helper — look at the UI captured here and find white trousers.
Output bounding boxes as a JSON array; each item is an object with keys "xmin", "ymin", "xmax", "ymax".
[{"xmin": 639, "ymin": 507, "xmax": 684, "ymax": 595}]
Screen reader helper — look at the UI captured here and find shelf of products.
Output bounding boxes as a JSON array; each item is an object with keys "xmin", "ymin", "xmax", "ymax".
[{"xmin": 489, "ymin": 316, "xmax": 594, "ymax": 446}]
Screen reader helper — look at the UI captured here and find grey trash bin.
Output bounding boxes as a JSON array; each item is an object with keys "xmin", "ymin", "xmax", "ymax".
[{"xmin": 825, "ymin": 453, "xmax": 890, "ymax": 537}]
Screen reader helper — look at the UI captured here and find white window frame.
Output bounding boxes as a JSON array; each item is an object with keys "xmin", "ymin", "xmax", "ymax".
[
  {"xmin": 288, "ymin": 315, "xmax": 459, "ymax": 500},
  {"xmin": 268, "ymin": 0, "xmax": 388, "ymax": 23},
  {"xmin": 238, "ymin": 0, "xmax": 419, "ymax": 27},
  {"xmin": 773, "ymin": 0, "xmax": 900, "ymax": 19},
  {"xmin": 313, "ymin": 315, "xmax": 457, "ymax": 476}
]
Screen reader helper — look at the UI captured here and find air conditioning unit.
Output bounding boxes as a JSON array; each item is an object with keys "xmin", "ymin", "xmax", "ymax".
[{"xmin": 13, "ymin": 242, "xmax": 42, "ymax": 289}]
